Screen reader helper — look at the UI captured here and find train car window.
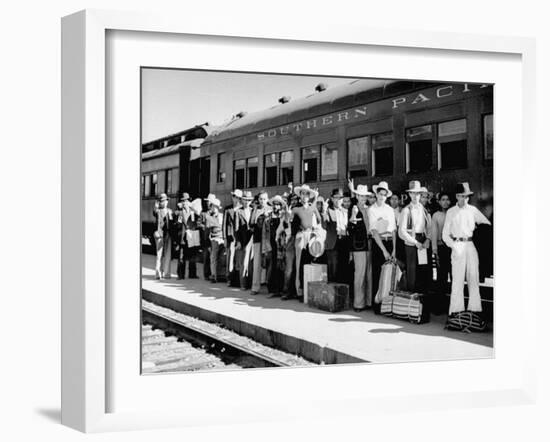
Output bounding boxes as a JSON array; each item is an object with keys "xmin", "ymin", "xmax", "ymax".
[
  {"xmin": 151, "ymin": 173, "xmax": 158, "ymax": 196},
  {"xmin": 347, "ymin": 136, "xmax": 369, "ymax": 178},
  {"xmin": 217, "ymin": 153, "xmax": 225, "ymax": 183},
  {"xmin": 141, "ymin": 175, "xmax": 145, "ymax": 197},
  {"xmin": 372, "ymin": 132, "xmax": 393, "ymax": 176},
  {"xmin": 321, "ymin": 143, "xmax": 338, "ymax": 181},
  {"xmin": 280, "ymin": 151, "xmax": 294, "ymax": 185},
  {"xmin": 406, "ymin": 125, "xmax": 433, "ymax": 173},
  {"xmin": 264, "ymin": 153, "xmax": 278, "ymax": 187},
  {"xmin": 247, "ymin": 157, "xmax": 258, "ymax": 188},
  {"xmin": 483, "ymin": 114, "xmax": 493, "ymax": 161},
  {"xmin": 165, "ymin": 169, "xmax": 172, "ymax": 195},
  {"xmin": 234, "ymin": 159, "xmax": 246, "ymax": 189},
  {"xmin": 144, "ymin": 174, "xmax": 151, "ymax": 197},
  {"xmin": 438, "ymin": 119, "xmax": 467, "ymax": 170},
  {"xmin": 302, "ymin": 146, "xmax": 320, "ymax": 183}
]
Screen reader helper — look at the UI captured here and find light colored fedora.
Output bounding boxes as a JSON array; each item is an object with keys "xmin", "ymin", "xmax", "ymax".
[
  {"xmin": 203, "ymin": 193, "xmax": 216, "ymax": 203},
  {"xmin": 158, "ymin": 193, "xmax": 169, "ymax": 202},
  {"xmin": 210, "ymin": 197, "xmax": 222, "ymax": 209},
  {"xmin": 354, "ymin": 184, "xmax": 372, "ymax": 196},
  {"xmin": 231, "ymin": 189, "xmax": 243, "ymax": 198},
  {"xmin": 455, "ymin": 182, "xmax": 474, "ymax": 196},
  {"xmin": 294, "ymin": 184, "xmax": 318, "ymax": 199},
  {"xmin": 240, "ymin": 190, "xmax": 254, "ymax": 201},
  {"xmin": 372, "ymin": 181, "xmax": 393, "ymax": 197},
  {"xmin": 406, "ymin": 180, "xmax": 428, "ymax": 193}
]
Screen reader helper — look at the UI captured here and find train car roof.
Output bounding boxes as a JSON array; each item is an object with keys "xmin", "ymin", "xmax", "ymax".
[
  {"xmin": 142, "ymin": 137, "xmax": 205, "ymax": 160},
  {"xmin": 205, "ymin": 79, "xmax": 439, "ymax": 143}
]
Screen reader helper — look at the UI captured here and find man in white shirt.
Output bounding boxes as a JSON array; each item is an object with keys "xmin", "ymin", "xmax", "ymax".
[
  {"xmin": 442, "ymin": 183, "xmax": 491, "ymax": 315},
  {"xmin": 368, "ymin": 181, "xmax": 397, "ymax": 314},
  {"xmin": 399, "ymin": 181, "xmax": 432, "ymax": 293}
]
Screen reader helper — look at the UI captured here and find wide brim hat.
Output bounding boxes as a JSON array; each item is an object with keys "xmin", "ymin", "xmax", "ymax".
[
  {"xmin": 240, "ymin": 191, "xmax": 254, "ymax": 201},
  {"xmin": 372, "ymin": 181, "xmax": 393, "ymax": 197},
  {"xmin": 180, "ymin": 192, "xmax": 191, "ymax": 201},
  {"xmin": 203, "ymin": 193, "xmax": 216, "ymax": 202},
  {"xmin": 269, "ymin": 195, "xmax": 285, "ymax": 206},
  {"xmin": 406, "ymin": 180, "xmax": 428, "ymax": 194},
  {"xmin": 455, "ymin": 182, "xmax": 474, "ymax": 196},
  {"xmin": 210, "ymin": 197, "xmax": 222, "ymax": 209},
  {"xmin": 158, "ymin": 193, "xmax": 169, "ymax": 202},
  {"xmin": 354, "ymin": 184, "xmax": 373, "ymax": 196},
  {"xmin": 308, "ymin": 236, "xmax": 325, "ymax": 258},
  {"xmin": 294, "ymin": 184, "xmax": 319, "ymax": 199},
  {"xmin": 231, "ymin": 189, "xmax": 243, "ymax": 198}
]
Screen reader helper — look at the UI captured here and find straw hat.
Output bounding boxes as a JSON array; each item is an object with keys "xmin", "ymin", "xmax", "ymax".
[
  {"xmin": 294, "ymin": 184, "xmax": 318, "ymax": 199},
  {"xmin": 270, "ymin": 195, "xmax": 285, "ymax": 206},
  {"xmin": 203, "ymin": 193, "xmax": 216, "ymax": 203},
  {"xmin": 231, "ymin": 189, "xmax": 243, "ymax": 198},
  {"xmin": 158, "ymin": 193, "xmax": 168, "ymax": 202},
  {"xmin": 210, "ymin": 197, "xmax": 222, "ymax": 209},
  {"xmin": 406, "ymin": 180, "xmax": 428, "ymax": 194},
  {"xmin": 180, "ymin": 192, "xmax": 191, "ymax": 201},
  {"xmin": 455, "ymin": 182, "xmax": 474, "ymax": 196},
  {"xmin": 354, "ymin": 184, "xmax": 372, "ymax": 196},
  {"xmin": 372, "ymin": 181, "xmax": 392, "ymax": 197},
  {"xmin": 240, "ymin": 190, "xmax": 254, "ymax": 201},
  {"xmin": 308, "ymin": 236, "xmax": 325, "ymax": 258}
]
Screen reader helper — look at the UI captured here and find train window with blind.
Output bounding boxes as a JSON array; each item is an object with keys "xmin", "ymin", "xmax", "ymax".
[
  {"xmin": 247, "ymin": 157, "xmax": 258, "ymax": 188},
  {"xmin": 151, "ymin": 173, "xmax": 158, "ymax": 196},
  {"xmin": 165, "ymin": 169, "xmax": 172, "ymax": 194},
  {"xmin": 347, "ymin": 136, "xmax": 369, "ymax": 178},
  {"xmin": 483, "ymin": 114, "xmax": 493, "ymax": 161},
  {"xmin": 264, "ymin": 153, "xmax": 278, "ymax": 186},
  {"xmin": 321, "ymin": 143, "xmax": 338, "ymax": 181},
  {"xmin": 217, "ymin": 153, "xmax": 224, "ymax": 183},
  {"xmin": 234, "ymin": 159, "xmax": 246, "ymax": 189},
  {"xmin": 372, "ymin": 132, "xmax": 393, "ymax": 176},
  {"xmin": 144, "ymin": 175, "xmax": 151, "ymax": 197},
  {"xmin": 141, "ymin": 175, "xmax": 145, "ymax": 197},
  {"xmin": 406, "ymin": 125, "xmax": 433, "ymax": 173},
  {"xmin": 438, "ymin": 119, "xmax": 467, "ymax": 170},
  {"xmin": 302, "ymin": 146, "xmax": 320, "ymax": 182},
  {"xmin": 280, "ymin": 150, "xmax": 294, "ymax": 185}
]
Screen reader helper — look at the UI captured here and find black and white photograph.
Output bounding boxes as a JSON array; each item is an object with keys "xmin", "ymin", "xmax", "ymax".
[{"xmin": 140, "ymin": 69, "xmax": 494, "ymax": 373}]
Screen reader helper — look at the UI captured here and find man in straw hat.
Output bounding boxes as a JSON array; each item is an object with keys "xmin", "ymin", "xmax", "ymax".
[
  {"xmin": 399, "ymin": 181, "xmax": 432, "ymax": 294},
  {"xmin": 442, "ymin": 182, "xmax": 491, "ymax": 316},
  {"xmin": 234, "ymin": 190, "xmax": 254, "ymax": 290},
  {"xmin": 152, "ymin": 193, "xmax": 174, "ymax": 280},
  {"xmin": 368, "ymin": 181, "xmax": 397, "ymax": 313},
  {"xmin": 250, "ymin": 191, "xmax": 271, "ymax": 295},
  {"xmin": 204, "ymin": 196, "xmax": 225, "ymax": 283},
  {"xmin": 198, "ymin": 193, "xmax": 218, "ymax": 281},
  {"xmin": 348, "ymin": 184, "xmax": 374, "ymax": 311},
  {"xmin": 322, "ymin": 188, "xmax": 351, "ymax": 284},
  {"xmin": 291, "ymin": 184, "xmax": 322, "ymax": 300},
  {"xmin": 222, "ymin": 189, "xmax": 242, "ymax": 287},
  {"xmin": 174, "ymin": 192, "xmax": 201, "ymax": 279},
  {"xmin": 261, "ymin": 195, "xmax": 286, "ymax": 297}
]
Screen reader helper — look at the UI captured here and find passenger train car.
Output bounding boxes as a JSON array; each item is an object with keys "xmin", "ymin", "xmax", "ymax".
[{"xmin": 201, "ymin": 79, "xmax": 493, "ymax": 218}]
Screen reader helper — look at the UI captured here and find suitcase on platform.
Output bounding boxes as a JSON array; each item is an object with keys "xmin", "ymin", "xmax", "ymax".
[
  {"xmin": 303, "ymin": 263, "xmax": 327, "ymax": 304},
  {"xmin": 387, "ymin": 290, "xmax": 430, "ymax": 324},
  {"xmin": 374, "ymin": 261, "xmax": 403, "ymax": 304},
  {"xmin": 307, "ymin": 282, "xmax": 350, "ymax": 313}
]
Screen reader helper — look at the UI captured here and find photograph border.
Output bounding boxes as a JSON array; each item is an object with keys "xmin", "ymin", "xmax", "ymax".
[{"xmin": 61, "ymin": 9, "xmax": 537, "ymax": 433}]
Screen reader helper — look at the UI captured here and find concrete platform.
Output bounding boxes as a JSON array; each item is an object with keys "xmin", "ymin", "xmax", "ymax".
[{"xmin": 142, "ymin": 253, "xmax": 493, "ymax": 365}]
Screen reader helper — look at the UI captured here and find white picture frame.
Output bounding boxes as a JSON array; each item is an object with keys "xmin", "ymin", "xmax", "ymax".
[{"xmin": 61, "ymin": 9, "xmax": 537, "ymax": 433}]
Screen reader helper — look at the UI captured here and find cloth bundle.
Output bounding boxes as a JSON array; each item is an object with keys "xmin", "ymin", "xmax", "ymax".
[
  {"xmin": 374, "ymin": 261, "xmax": 403, "ymax": 304},
  {"xmin": 445, "ymin": 311, "xmax": 487, "ymax": 332}
]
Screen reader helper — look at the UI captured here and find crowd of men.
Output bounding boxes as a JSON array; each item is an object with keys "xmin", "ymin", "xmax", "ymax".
[{"xmin": 151, "ymin": 179, "xmax": 492, "ymax": 318}]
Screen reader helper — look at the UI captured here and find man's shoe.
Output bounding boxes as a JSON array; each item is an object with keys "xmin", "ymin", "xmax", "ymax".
[
  {"xmin": 250, "ymin": 290, "xmax": 259, "ymax": 295},
  {"xmin": 267, "ymin": 292, "xmax": 280, "ymax": 298}
]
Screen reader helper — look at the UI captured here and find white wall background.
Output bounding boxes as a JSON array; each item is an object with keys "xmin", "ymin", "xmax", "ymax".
[{"xmin": 0, "ymin": 0, "xmax": 547, "ymax": 440}]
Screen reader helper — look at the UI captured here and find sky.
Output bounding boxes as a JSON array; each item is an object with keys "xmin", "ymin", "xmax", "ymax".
[{"xmin": 141, "ymin": 69, "xmax": 357, "ymax": 143}]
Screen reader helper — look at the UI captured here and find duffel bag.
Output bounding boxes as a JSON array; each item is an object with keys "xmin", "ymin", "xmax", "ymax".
[
  {"xmin": 389, "ymin": 290, "xmax": 430, "ymax": 324},
  {"xmin": 445, "ymin": 311, "xmax": 487, "ymax": 332}
]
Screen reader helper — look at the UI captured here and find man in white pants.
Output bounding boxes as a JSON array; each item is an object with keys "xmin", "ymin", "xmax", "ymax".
[{"xmin": 442, "ymin": 183, "xmax": 491, "ymax": 315}]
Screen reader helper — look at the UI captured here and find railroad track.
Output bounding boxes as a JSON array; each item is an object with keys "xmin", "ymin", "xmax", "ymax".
[{"xmin": 142, "ymin": 301, "xmax": 314, "ymax": 373}]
